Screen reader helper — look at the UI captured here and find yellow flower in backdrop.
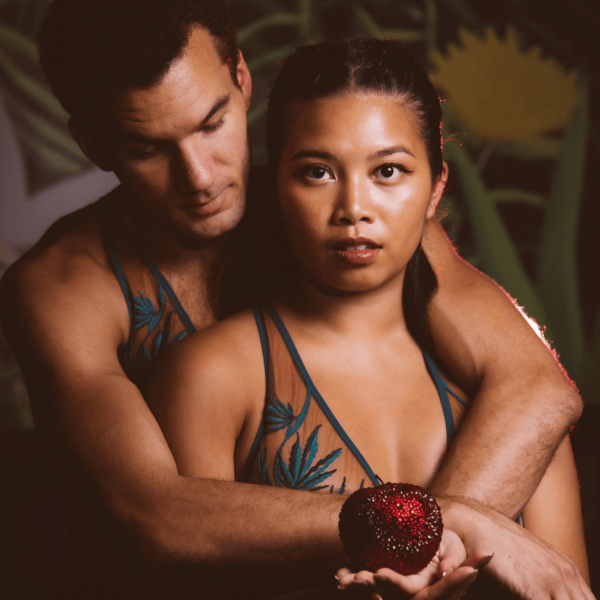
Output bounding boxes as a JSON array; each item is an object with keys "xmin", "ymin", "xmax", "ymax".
[{"xmin": 431, "ymin": 28, "xmax": 579, "ymax": 142}]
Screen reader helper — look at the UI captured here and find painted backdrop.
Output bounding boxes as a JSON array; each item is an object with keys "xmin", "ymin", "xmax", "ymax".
[{"xmin": 0, "ymin": 0, "xmax": 599, "ymax": 428}]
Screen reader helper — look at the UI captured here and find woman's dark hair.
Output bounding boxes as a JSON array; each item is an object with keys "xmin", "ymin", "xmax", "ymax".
[
  {"xmin": 267, "ymin": 37, "xmax": 442, "ymax": 352},
  {"xmin": 39, "ymin": 0, "xmax": 238, "ymax": 122},
  {"xmin": 219, "ymin": 38, "xmax": 441, "ymax": 352}
]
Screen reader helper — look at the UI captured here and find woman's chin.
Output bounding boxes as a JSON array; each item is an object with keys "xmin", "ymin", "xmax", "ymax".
[{"xmin": 309, "ymin": 272, "xmax": 403, "ymax": 297}]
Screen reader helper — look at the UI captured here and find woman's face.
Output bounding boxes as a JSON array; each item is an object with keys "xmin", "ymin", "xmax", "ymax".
[{"xmin": 277, "ymin": 92, "xmax": 446, "ymax": 294}]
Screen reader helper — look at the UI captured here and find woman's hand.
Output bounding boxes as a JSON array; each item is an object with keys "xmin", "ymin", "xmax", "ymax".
[{"xmin": 335, "ymin": 530, "xmax": 493, "ymax": 599}]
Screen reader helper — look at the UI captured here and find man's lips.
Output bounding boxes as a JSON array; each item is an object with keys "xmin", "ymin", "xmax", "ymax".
[
  {"xmin": 179, "ymin": 186, "xmax": 229, "ymax": 217},
  {"xmin": 331, "ymin": 237, "xmax": 382, "ymax": 264}
]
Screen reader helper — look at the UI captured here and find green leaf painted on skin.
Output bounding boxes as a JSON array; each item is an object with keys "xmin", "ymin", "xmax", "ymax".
[
  {"xmin": 538, "ymin": 90, "xmax": 588, "ymax": 379},
  {"xmin": 0, "ymin": 49, "xmax": 69, "ymax": 119},
  {"xmin": 445, "ymin": 140, "xmax": 550, "ymax": 330}
]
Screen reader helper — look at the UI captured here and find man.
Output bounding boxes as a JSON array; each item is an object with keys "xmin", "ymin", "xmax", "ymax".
[{"xmin": 0, "ymin": 0, "xmax": 589, "ymax": 598}]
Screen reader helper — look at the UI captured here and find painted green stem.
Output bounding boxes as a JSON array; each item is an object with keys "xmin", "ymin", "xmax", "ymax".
[{"xmin": 538, "ymin": 90, "xmax": 588, "ymax": 379}]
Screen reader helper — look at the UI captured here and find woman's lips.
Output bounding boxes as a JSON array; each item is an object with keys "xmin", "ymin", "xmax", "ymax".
[{"xmin": 331, "ymin": 237, "xmax": 382, "ymax": 264}]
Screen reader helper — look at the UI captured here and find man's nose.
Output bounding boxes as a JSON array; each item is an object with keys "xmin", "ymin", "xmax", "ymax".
[
  {"xmin": 331, "ymin": 176, "xmax": 374, "ymax": 225},
  {"xmin": 174, "ymin": 139, "xmax": 217, "ymax": 195}
]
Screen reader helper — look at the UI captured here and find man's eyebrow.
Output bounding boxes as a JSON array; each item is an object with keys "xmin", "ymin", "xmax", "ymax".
[
  {"xmin": 199, "ymin": 94, "xmax": 230, "ymax": 127},
  {"xmin": 370, "ymin": 145, "xmax": 415, "ymax": 159},
  {"xmin": 290, "ymin": 149, "xmax": 335, "ymax": 161},
  {"xmin": 118, "ymin": 94, "xmax": 231, "ymax": 144}
]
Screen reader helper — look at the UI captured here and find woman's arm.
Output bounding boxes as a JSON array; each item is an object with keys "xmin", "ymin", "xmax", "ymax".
[
  {"xmin": 148, "ymin": 312, "xmax": 262, "ymax": 480},
  {"xmin": 521, "ymin": 436, "xmax": 589, "ymax": 584}
]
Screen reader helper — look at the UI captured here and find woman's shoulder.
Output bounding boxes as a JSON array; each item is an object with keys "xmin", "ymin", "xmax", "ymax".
[{"xmin": 149, "ymin": 309, "xmax": 266, "ymax": 409}]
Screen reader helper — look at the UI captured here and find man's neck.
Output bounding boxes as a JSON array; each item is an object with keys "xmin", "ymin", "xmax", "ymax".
[{"xmin": 107, "ymin": 185, "xmax": 225, "ymax": 274}]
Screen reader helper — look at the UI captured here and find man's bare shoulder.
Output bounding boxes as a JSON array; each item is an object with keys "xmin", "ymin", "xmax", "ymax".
[
  {"xmin": 3, "ymin": 201, "xmax": 109, "ymax": 286},
  {"xmin": 0, "ymin": 192, "xmax": 129, "ymax": 351}
]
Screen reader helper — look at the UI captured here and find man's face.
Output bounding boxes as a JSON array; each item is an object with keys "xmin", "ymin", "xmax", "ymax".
[{"xmin": 89, "ymin": 27, "xmax": 252, "ymax": 247}]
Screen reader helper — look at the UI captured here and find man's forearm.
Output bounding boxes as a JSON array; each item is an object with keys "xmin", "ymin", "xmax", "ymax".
[
  {"xmin": 428, "ymin": 375, "xmax": 578, "ymax": 517},
  {"xmin": 124, "ymin": 470, "xmax": 347, "ymax": 578},
  {"xmin": 423, "ymin": 219, "xmax": 582, "ymax": 516}
]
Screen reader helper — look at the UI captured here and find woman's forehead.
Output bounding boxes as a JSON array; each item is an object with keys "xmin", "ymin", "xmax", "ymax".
[{"xmin": 282, "ymin": 92, "xmax": 425, "ymax": 160}]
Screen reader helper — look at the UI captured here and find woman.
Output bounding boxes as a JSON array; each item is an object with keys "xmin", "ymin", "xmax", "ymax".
[{"xmin": 148, "ymin": 38, "xmax": 588, "ymax": 598}]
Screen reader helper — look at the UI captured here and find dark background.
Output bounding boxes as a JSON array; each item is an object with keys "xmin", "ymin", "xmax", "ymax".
[{"xmin": 0, "ymin": 0, "xmax": 598, "ymax": 597}]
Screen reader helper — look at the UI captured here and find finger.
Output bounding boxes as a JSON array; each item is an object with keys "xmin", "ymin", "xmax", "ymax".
[
  {"xmin": 461, "ymin": 550, "xmax": 494, "ymax": 571},
  {"xmin": 336, "ymin": 568, "xmax": 352, "ymax": 579},
  {"xmin": 374, "ymin": 568, "xmax": 426, "ymax": 596},
  {"xmin": 436, "ymin": 532, "xmax": 467, "ymax": 578},
  {"xmin": 438, "ymin": 548, "xmax": 492, "ymax": 580},
  {"xmin": 414, "ymin": 568, "xmax": 479, "ymax": 600},
  {"xmin": 336, "ymin": 572, "xmax": 357, "ymax": 589},
  {"xmin": 354, "ymin": 570, "xmax": 378, "ymax": 587}
]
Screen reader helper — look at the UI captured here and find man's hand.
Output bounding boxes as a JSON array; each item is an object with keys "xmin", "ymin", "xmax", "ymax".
[
  {"xmin": 441, "ymin": 498, "xmax": 596, "ymax": 600},
  {"xmin": 335, "ymin": 530, "xmax": 493, "ymax": 599}
]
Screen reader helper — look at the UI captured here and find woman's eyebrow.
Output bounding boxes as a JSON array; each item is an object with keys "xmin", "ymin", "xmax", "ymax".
[
  {"xmin": 290, "ymin": 149, "xmax": 334, "ymax": 161},
  {"xmin": 370, "ymin": 145, "xmax": 415, "ymax": 159}
]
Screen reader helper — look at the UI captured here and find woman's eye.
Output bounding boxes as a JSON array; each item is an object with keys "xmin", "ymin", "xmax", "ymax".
[
  {"xmin": 380, "ymin": 165, "xmax": 397, "ymax": 178},
  {"xmin": 305, "ymin": 165, "xmax": 332, "ymax": 180},
  {"xmin": 375, "ymin": 164, "xmax": 405, "ymax": 179}
]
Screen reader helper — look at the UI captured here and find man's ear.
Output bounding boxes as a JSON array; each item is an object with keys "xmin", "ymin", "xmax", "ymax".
[
  {"xmin": 235, "ymin": 51, "xmax": 252, "ymax": 111},
  {"xmin": 426, "ymin": 161, "xmax": 448, "ymax": 219},
  {"xmin": 68, "ymin": 118, "xmax": 113, "ymax": 172}
]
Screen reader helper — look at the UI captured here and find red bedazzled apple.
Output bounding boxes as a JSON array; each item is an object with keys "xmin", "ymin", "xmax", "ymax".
[{"xmin": 338, "ymin": 482, "xmax": 443, "ymax": 575}]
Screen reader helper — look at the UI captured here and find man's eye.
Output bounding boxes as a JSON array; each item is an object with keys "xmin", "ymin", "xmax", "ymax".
[
  {"xmin": 204, "ymin": 118, "xmax": 225, "ymax": 133},
  {"xmin": 130, "ymin": 148, "xmax": 158, "ymax": 160},
  {"xmin": 305, "ymin": 165, "xmax": 332, "ymax": 180}
]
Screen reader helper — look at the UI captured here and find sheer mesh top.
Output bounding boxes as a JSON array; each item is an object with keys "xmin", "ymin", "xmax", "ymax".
[
  {"xmin": 241, "ymin": 307, "xmax": 469, "ymax": 494},
  {"xmin": 96, "ymin": 199, "xmax": 196, "ymax": 392}
]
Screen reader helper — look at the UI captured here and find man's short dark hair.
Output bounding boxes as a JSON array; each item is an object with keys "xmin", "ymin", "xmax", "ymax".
[{"xmin": 39, "ymin": 0, "xmax": 239, "ymax": 121}]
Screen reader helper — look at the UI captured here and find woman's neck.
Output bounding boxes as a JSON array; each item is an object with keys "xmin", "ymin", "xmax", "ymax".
[{"xmin": 280, "ymin": 270, "xmax": 409, "ymax": 340}]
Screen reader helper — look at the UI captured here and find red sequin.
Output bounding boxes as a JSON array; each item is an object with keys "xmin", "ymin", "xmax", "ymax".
[{"xmin": 338, "ymin": 482, "xmax": 443, "ymax": 575}]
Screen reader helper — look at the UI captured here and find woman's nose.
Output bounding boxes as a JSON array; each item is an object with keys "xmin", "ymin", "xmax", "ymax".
[
  {"xmin": 331, "ymin": 176, "xmax": 374, "ymax": 225},
  {"xmin": 174, "ymin": 140, "xmax": 217, "ymax": 195}
]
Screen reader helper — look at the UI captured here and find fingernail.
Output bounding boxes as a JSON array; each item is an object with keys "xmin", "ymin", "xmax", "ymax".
[
  {"xmin": 337, "ymin": 584, "xmax": 345, "ymax": 590},
  {"xmin": 334, "ymin": 575, "xmax": 340, "ymax": 580},
  {"xmin": 443, "ymin": 567, "xmax": 455, "ymax": 578},
  {"xmin": 375, "ymin": 573, "xmax": 387, "ymax": 582},
  {"xmin": 355, "ymin": 580, "xmax": 368, "ymax": 586},
  {"xmin": 480, "ymin": 553, "xmax": 494, "ymax": 568}
]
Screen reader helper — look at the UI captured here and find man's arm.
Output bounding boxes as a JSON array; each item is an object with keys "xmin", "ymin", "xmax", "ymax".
[
  {"xmin": 420, "ymin": 221, "xmax": 592, "ymax": 599},
  {"xmin": 0, "ymin": 252, "xmax": 346, "ymax": 578},
  {"xmin": 423, "ymin": 220, "xmax": 581, "ymax": 516}
]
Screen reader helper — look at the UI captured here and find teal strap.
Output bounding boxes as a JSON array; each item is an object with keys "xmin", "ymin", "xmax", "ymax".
[
  {"xmin": 96, "ymin": 205, "xmax": 133, "ymax": 329},
  {"xmin": 240, "ymin": 309, "xmax": 271, "ymax": 481},
  {"xmin": 266, "ymin": 306, "xmax": 379, "ymax": 487},
  {"xmin": 444, "ymin": 382, "xmax": 469, "ymax": 408},
  {"xmin": 423, "ymin": 352, "xmax": 455, "ymax": 446},
  {"xmin": 143, "ymin": 258, "xmax": 196, "ymax": 334}
]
